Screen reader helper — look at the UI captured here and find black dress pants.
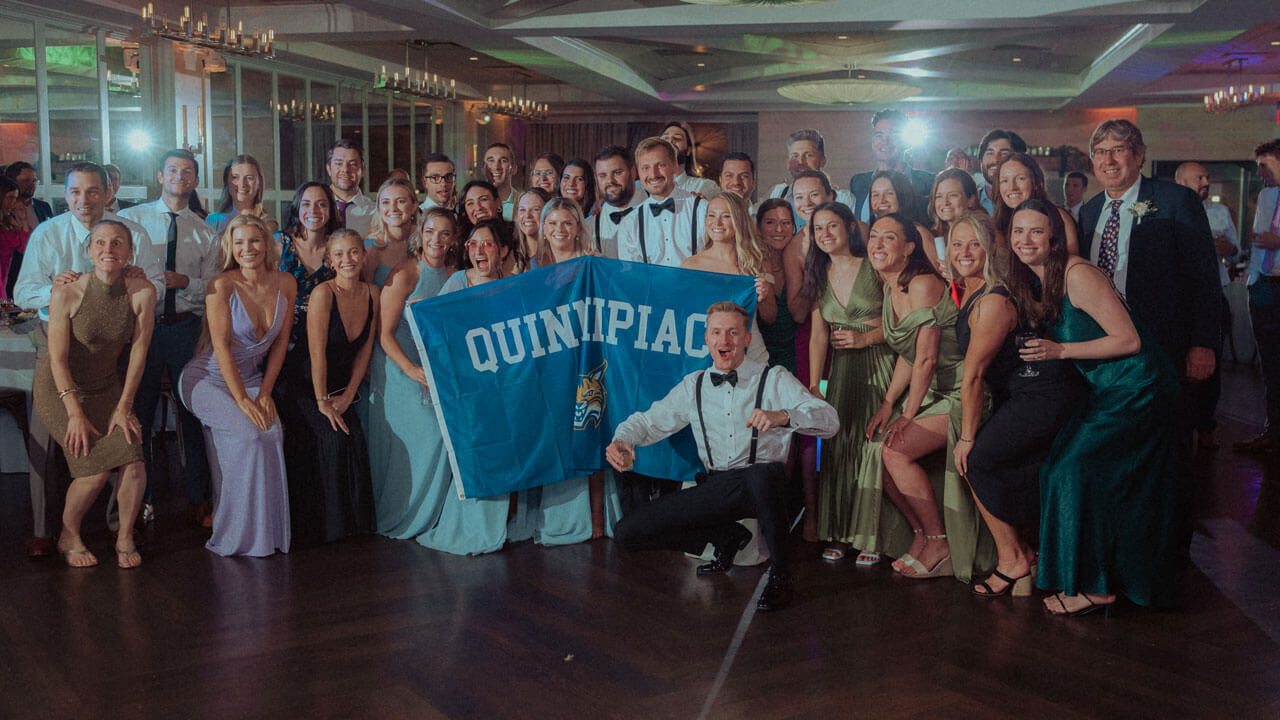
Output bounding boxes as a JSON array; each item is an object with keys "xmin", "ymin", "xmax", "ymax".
[{"xmin": 614, "ymin": 462, "xmax": 790, "ymax": 573}]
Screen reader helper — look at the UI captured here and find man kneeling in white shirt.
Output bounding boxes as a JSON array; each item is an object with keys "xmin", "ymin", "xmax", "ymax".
[{"xmin": 606, "ymin": 301, "xmax": 838, "ymax": 611}]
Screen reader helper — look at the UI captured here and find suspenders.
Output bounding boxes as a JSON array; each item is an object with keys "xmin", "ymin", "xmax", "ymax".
[
  {"xmin": 593, "ymin": 213, "xmax": 603, "ymax": 253},
  {"xmin": 637, "ymin": 195, "xmax": 704, "ymax": 264},
  {"xmin": 694, "ymin": 365, "xmax": 772, "ymax": 471},
  {"xmin": 689, "ymin": 195, "xmax": 703, "ymax": 257}
]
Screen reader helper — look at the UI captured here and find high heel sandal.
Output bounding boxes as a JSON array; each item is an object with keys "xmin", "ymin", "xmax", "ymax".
[
  {"xmin": 896, "ymin": 533, "xmax": 953, "ymax": 579},
  {"xmin": 891, "ymin": 528, "xmax": 924, "ymax": 572},
  {"xmin": 972, "ymin": 564, "xmax": 1036, "ymax": 598},
  {"xmin": 1046, "ymin": 592, "xmax": 1114, "ymax": 617}
]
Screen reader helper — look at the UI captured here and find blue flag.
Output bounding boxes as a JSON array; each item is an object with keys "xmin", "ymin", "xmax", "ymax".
[{"xmin": 407, "ymin": 256, "xmax": 757, "ymax": 498}]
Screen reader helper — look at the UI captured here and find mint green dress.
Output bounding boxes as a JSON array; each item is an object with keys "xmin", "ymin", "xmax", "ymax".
[
  {"xmin": 816, "ymin": 259, "xmax": 895, "ymax": 545},
  {"xmin": 1036, "ymin": 280, "xmax": 1181, "ymax": 607},
  {"xmin": 852, "ymin": 283, "xmax": 993, "ymax": 582}
]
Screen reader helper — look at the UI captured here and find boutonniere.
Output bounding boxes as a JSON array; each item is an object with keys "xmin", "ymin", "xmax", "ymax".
[{"xmin": 1128, "ymin": 201, "xmax": 1157, "ymax": 224}]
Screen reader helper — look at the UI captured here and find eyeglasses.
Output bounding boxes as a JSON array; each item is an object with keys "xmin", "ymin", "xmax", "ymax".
[
  {"xmin": 465, "ymin": 240, "xmax": 498, "ymax": 251},
  {"xmin": 423, "ymin": 173, "xmax": 456, "ymax": 184},
  {"xmin": 1090, "ymin": 145, "xmax": 1131, "ymax": 159},
  {"xmin": 531, "ymin": 170, "xmax": 557, "ymax": 178}
]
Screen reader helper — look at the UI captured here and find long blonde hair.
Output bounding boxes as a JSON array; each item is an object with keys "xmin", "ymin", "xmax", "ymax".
[
  {"xmin": 365, "ymin": 177, "xmax": 419, "ymax": 249},
  {"xmin": 534, "ymin": 197, "xmax": 590, "ymax": 267},
  {"xmin": 706, "ymin": 191, "xmax": 767, "ymax": 277},
  {"xmin": 946, "ymin": 210, "xmax": 1008, "ymax": 289},
  {"xmin": 217, "ymin": 213, "xmax": 279, "ymax": 272}
]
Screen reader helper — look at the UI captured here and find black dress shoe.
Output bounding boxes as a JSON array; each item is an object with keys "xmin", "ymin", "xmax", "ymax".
[
  {"xmin": 696, "ymin": 523, "xmax": 752, "ymax": 575},
  {"xmin": 757, "ymin": 569, "xmax": 793, "ymax": 612}
]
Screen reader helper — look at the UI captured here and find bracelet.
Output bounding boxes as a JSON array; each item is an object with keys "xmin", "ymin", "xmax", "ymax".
[
  {"xmin": 959, "ymin": 436, "xmax": 974, "ymax": 442},
  {"xmin": 57, "ymin": 387, "xmax": 78, "ymax": 399}
]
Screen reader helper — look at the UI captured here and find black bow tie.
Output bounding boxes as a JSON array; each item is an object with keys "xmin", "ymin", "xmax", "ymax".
[
  {"xmin": 610, "ymin": 207, "xmax": 635, "ymax": 224},
  {"xmin": 710, "ymin": 370, "xmax": 737, "ymax": 387},
  {"xmin": 649, "ymin": 198, "xmax": 675, "ymax": 216}
]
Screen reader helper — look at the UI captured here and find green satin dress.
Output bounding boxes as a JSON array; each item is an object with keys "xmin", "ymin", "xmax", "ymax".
[
  {"xmin": 816, "ymin": 259, "xmax": 896, "ymax": 545},
  {"xmin": 851, "ymin": 282, "xmax": 994, "ymax": 582},
  {"xmin": 1036, "ymin": 284, "xmax": 1181, "ymax": 608}
]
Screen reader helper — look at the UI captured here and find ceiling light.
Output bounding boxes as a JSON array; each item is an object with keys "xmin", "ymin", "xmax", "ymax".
[
  {"xmin": 1271, "ymin": 41, "xmax": 1280, "ymax": 46},
  {"xmin": 902, "ymin": 119, "xmax": 927, "ymax": 147},
  {"xmin": 837, "ymin": 35, "xmax": 848, "ymax": 40},
  {"xmin": 1204, "ymin": 58, "xmax": 1273, "ymax": 114},
  {"xmin": 469, "ymin": 56, "xmax": 479, "ymax": 61},
  {"xmin": 1012, "ymin": 57, "xmax": 1022, "ymax": 63},
  {"xmin": 693, "ymin": 84, "xmax": 708, "ymax": 92},
  {"xmin": 777, "ymin": 78, "xmax": 921, "ymax": 105},
  {"xmin": 696, "ymin": 62, "xmax": 705, "ymax": 67}
]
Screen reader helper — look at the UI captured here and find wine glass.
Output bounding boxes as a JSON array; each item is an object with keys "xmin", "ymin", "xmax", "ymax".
[{"xmin": 1015, "ymin": 330, "xmax": 1041, "ymax": 378}]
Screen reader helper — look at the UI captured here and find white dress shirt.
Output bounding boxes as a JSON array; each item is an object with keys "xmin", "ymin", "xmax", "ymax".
[
  {"xmin": 1247, "ymin": 186, "xmax": 1280, "ymax": 284},
  {"xmin": 419, "ymin": 196, "xmax": 444, "ymax": 213},
  {"xmin": 1065, "ymin": 200, "xmax": 1084, "ymax": 223},
  {"xmin": 675, "ymin": 172, "xmax": 719, "ymax": 200},
  {"xmin": 592, "ymin": 194, "xmax": 645, "ymax": 260},
  {"xmin": 1202, "ymin": 200, "xmax": 1237, "ymax": 287},
  {"xmin": 1088, "ymin": 179, "xmax": 1143, "ymax": 295},
  {"xmin": 13, "ymin": 211, "xmax": 163, "ymax": 314},
  {"xmin": 119, "ymin": 200, "xmax": 219, "ymax": 314},
  {"xmin": 615, "ymin": 188, "xmax": 707, "ymax": 267},
  {"xmin": 336, "ymin": 191, "xmax": 377, "ymax": 240},
  {"xmin": 612, "ymin": 357, "xmax": 838, "ymax": 472},
  {"xmin": 500, "ymin": 187, "xmax": 516, "ymax": 222}
]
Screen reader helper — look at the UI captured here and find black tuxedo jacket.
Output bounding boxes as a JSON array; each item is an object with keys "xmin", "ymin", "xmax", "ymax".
[
  {"xmin": 32, "ymin": 198, "xmax": 53, "ymax": 223},
  {"xmin": 1077, "ymin": 176, "xmax": 1220, "ymax": 366}
]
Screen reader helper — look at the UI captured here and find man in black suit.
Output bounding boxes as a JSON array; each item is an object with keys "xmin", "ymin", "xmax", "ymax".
[
  {"xmin": 4, "ymin": 161, "xmax": 53, "ymax": 225},
  {"xmin": 1076, "ymin": 118, "xmax": 1220, "ymax": 559}
]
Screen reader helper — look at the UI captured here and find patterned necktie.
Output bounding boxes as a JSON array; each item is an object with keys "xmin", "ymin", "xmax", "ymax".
[
  {"xmin": 610, "ymin": 206, "xmax": 635, "ymax": 224},
  {"xmin": 336, "ymin": 199, "xmax": 349, "ymax": 223},
  {"xmin": 1096, "ymin": 198, "xmax": 1123, "ymax": 278},
  {"xmin": 164, "ymin": 212, "xmax": 178, "ymax": 321},
  {"xmin": 649, "ymin": 197, "xmax": 675, "ymax": 216}
]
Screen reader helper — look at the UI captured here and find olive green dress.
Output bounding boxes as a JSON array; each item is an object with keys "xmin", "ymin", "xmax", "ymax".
[
  {"xmin": 816, "ymin": 259, "xmax": 895, "ymax": 545},
  {"xmin": 33, "ymin": 273, "xmax": 143, "ymax": 478},
  {"xmin": 851, "ymin": 283, "xmax": 993, "ymax": 581}
]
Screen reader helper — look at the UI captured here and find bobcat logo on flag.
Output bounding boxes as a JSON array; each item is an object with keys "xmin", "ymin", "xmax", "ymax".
[{"xmin": 573, "ymin": 360, "xmax": 607, "ymax": 430}]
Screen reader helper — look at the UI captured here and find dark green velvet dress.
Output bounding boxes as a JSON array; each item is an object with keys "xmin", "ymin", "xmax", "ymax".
[{"xmin": 1036, "ymin": 284, "xmax": 1182, "ymax": 608}]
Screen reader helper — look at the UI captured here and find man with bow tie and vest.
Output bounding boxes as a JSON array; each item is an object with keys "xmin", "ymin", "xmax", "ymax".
[
  {"xmin": 606, "ymin": 302, "xmax": 839, "ymax": 611},
  {"xmin": 590, "ymin": 145, "xmax": 645, "ymax": 259},
  {"xmin": 615, "ymin": 137, "xmax": 708, "ymax": 267}
]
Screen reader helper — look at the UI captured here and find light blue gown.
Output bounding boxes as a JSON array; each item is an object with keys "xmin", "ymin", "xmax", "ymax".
[{"xmin": 366, "ymin": 261, "xmax": 457, "ymax": 544}]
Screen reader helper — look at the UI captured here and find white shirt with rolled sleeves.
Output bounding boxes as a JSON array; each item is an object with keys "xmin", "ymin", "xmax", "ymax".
[
  {"xmin": 615, "ymin": 188, "xmax": 707, "ymax": 267},
  {"xmin": 13, "ymin": 211, "xmax": 164, "ymax": 316},
  {"xmin": 337, "ymin": 191, "xmax": 377, "ymax": 240},
  {"xmin": 592, "ymin": 194, "xmax": 645, "ymax": 260},
  {"xmin": 611, "ymin": 358, "xmax": 838, "ymax": 472},
  {"xmin": 1202, "ymin": 200, "xmax": 1237, "ymax": 287},
  {"xmin": 119, "ymin": 200, "xmax": 219, "ymax": 314}
]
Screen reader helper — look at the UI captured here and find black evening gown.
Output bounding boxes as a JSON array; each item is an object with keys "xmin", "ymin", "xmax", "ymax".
[
  {"xmin": 281, "ymin": 291, "xmax": 376, "ymax": 546},
  {"xmin": 957, "ymin": 286, "xmax": 1082, "ymax": 528}
]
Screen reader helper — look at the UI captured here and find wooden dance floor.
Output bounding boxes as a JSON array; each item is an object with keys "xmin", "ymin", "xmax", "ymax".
[{"xmin": 2, "ymin": 363, "xmax": 1280, "ymax": 718}]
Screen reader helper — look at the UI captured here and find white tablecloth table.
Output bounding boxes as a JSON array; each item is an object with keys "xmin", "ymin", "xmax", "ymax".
[{"xmin": 0, "ymin": 319, "xmax": 37, "ymax": 473}]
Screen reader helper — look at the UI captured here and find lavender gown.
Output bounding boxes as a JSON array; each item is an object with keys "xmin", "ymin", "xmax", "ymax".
[{"xmin": 180, "ymin": 290, "xmax": 291, "ymax": 557}]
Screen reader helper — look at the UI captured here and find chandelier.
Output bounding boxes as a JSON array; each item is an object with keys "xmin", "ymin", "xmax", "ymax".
[
  {"xmin": 1203, "ymin": 58, "xmax": 1272, "ymax": 114},
  {"xmin": 374, "ymin": 41, "xmax": 457, "ymax": 101},
  {"xmin": 276, "ymin": 100, "xmax": 336, "ymax": 123},
  {"xmin": 481, "ymin": 95, "xmax": 548, "ymax": 121},
  {"xmin": 140, "ymin": 2, "xmax": 274, "ymax": 59}
]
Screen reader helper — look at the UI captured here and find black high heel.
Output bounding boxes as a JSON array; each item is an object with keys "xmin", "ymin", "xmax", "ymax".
[{"xmin": 972, "ymin": 566, "xmax": 1035, "ymax": 598}]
